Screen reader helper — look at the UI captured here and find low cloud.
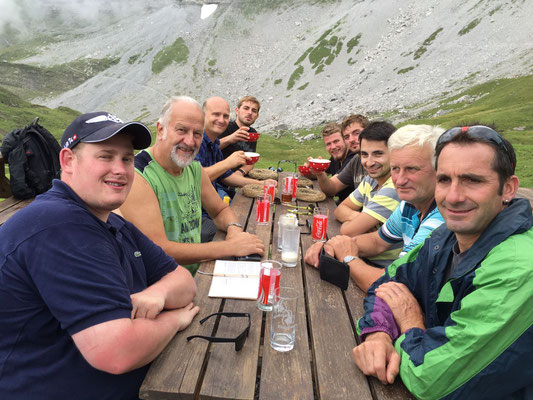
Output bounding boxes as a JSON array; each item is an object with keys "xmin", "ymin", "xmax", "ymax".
[{"xmin": 0, "ymin": 0, "xmax": 168, "ymax": 43}]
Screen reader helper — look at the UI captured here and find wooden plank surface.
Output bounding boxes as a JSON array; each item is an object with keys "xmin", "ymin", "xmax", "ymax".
[
  {"xmin": 0, "ymin": 198, "xmax": 32, "ymax": 226},
  {"xmin": 141, "ymin": 193, "xmax": 254, "ymax": 400},
  {"xmin": 259, "ymin": 200, "xmax": 314, "ymax": 400},
  {"xmin": 199, "ymin": 193, "xmax": 265, "ymax": 400},
  {"xmin": 301, "ymin": 197, "xmax": 374, "ymax": 400}
]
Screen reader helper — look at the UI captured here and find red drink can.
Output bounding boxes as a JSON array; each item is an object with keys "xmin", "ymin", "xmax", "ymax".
[
  {"xmin": 263, "ymin": 183, "xmax": 275, "ymax": 204},
  {"xmin": 256, "ymin": 196, "xmax": 270, "ymax": 225},
  {"xmin": 312, "ymin": 214, "xmax": 328, "ymax": 241}
]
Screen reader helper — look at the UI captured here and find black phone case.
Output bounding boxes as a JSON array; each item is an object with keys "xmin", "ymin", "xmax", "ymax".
[
  {"xmin": 235, "ymin": 254, "xmax": 262, "ymax": 262},
  {"xmin": 318, "ymin": 248, "xmax": 350, "ymax": 290}
]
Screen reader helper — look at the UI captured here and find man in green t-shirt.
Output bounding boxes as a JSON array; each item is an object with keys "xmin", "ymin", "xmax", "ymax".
[{"xmin": 120, "ymin": 96, "xmax": 265, "ymax": 275}]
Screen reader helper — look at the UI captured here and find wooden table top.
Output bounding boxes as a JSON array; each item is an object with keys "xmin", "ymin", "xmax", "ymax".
[{"xmin": 140, "ymin": 186, "xmax": 414, "ymax": 400}]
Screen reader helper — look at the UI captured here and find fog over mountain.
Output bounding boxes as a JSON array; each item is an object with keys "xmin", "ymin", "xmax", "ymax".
[{"xmin": 1, "ymin": 0, "xmax": 532, "ymax": 130}]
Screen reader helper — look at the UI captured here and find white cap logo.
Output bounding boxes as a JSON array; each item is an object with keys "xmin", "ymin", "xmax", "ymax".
[{"xmin": 85, "ymin": 114, "xmax": 124, "ymax": 124}]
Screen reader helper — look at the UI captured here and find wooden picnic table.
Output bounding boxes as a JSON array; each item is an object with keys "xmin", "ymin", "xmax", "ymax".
[{"xmin": 140, "ymin": 184, "xmax": 414, "ymax": 400}]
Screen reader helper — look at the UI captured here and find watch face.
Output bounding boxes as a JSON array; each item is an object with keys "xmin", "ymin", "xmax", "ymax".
[{"xmin": 343, "ymin": 255, "xmax": 355, "ymax": 263}]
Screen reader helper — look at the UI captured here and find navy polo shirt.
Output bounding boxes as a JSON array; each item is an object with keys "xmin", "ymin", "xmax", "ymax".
[
  {"xmin": 195, "ymin": 132, "xmax": 233, "ymax": 187},
  {"xmin": 0, "ymin": 180, "xmax": 177, "ymax": 399}
]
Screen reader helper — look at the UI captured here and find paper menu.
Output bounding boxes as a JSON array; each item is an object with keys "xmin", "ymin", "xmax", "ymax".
[{"xmin": 207, "ymin": 260, "xmax": 261, "ymax": 300}]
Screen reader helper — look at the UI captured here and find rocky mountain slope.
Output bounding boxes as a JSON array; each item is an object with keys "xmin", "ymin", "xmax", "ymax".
[{"xmin": 2, "ymin": 0, "xmax": 533, "ymax": 131}]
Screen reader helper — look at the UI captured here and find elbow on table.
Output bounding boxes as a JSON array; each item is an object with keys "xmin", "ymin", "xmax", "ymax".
[{"xmin": 81, "ymin": 342, "xmax": 144, "ymax": 375}]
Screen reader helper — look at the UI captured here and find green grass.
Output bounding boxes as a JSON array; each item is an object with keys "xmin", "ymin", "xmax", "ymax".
[
  {"xmin": 414, "ymin": 28, "xmax": 443, "ymax": 60},
  {"xmin": 458, "ymin": 18, "xmax": 482, "ymax": 36},
  {"xmin": 0, "ymin": 87, "xmax": 80, "ymax": 139},
  {"xmin": 152, "ymin": 38, "xmax": 189, "ymax": 74},
  {"xmin": 398, "ymin": 66, "xmax": 415, "ymax": 74},
  {"xmin": 0, "ymin": 56, "xmax": 120, "ymax": 100},
  {"xmin": 254, "ymin": 130, "xmax": 329, "ymax": 169}
]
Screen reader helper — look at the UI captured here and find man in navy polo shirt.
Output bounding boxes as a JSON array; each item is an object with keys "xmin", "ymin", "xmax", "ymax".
[
  {"xmin": 195, "ymin": 96, "xmax": 276, "ymax": 241},
  {"xmin": 0, "ymin": 112, "xmax": 198, "ymax": 399}
]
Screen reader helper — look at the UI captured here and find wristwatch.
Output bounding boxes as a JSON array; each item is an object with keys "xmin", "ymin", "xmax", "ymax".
[
  {"xmin": 226, "ymin": 222, "xmax": 243, "ymax": 230},
  {"xmin": 237, "ymin": 168, "xmax": 247, "ymax": 176},
  {"xmin": 343, "ymin": 255, "xmax": 360, "ymax": 264}
]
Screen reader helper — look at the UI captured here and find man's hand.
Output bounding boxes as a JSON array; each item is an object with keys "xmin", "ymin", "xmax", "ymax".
[
  {"xmin": 227, "ymin": 126, "xmax": 250, "ymax": 144},
  {"xmin": 327, "ymin": 235, "xmax": 359, "ymax": 262},
  {"xmin": 171, "ymin": 302, "xmax": 200, "ymax": 332},
  {"xmin": 226, "ymin": 231, "xmax": 265, "ymax": 257},
  {"xmin": 304, "ymin": 241, "xmax": 325, "ymax": 268},
  {"xmin": 131, "ymin": 291, "xmax": 165, "ymax": 319},
  {"xmin": 307, "ymin": 156, "xmax": 325, "ymax": 176},
  {"xmin": 375, "ymin": 282, "xmax": 425, "ymax": 333},
  {"xmin": 226, "ymin": 151, "xmax": 248, "ymax": 169},
  {"xmin": 353, "ymin": 332, "xmax": 400, "ymax": 385}
]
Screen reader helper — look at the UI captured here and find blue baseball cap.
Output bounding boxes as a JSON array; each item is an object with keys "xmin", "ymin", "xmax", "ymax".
[{"xmin": 61, "ymin": 111, "xmax": 152, "ymax": 150}]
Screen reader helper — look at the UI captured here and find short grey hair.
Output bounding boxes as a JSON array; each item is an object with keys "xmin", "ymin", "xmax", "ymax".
[
  {"xmin": 158, "ymin": 96, "xmax": 203, "ymax": 129},
  {"xmin": 388, "ymin": 124, "xmax": 445, "ymax": 168}
]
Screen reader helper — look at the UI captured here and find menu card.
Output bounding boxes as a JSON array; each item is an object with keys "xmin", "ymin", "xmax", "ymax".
[{"xmin": 207, "ymin": 260, "xmax": 261, "ymax": 300}]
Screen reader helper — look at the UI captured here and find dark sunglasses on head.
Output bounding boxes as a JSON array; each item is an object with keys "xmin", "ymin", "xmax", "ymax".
[
  {"xmin": 186, "ymin": 312, "xmax": 250, "ymax": 351},
  {"xmin": 437, "ymin": 125, "xmax": 514, "ymax": 168}
]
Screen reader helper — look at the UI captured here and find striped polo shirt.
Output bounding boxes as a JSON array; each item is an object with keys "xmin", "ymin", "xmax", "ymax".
[
  {"xmin": 349, "ymin": 175, "xmax": 401, "ymax": 266},
  {"xmin": 378, "ymin": 200, "xmax": 444, "ymax": 257}
]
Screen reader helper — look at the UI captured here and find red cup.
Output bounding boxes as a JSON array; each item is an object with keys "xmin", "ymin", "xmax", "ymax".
[
  {"xmin": 298, "ymin": 165, "xmax": 311, "ymax": 175},
  {"xmin": 312, "ymin": 207, "xmax": 329, "ymax": 242},
  {"xmin": 245, "ymin": 152, "xmax": 260, "ymax": 165},
  {"xmin": 308, "ymin": 158, "xmax": 331, "ymax": 172},
  {"xmin": 248, "ymin": 132, "xmax": 260, "ymax": 142},
  {"xmin": 256, "ymin": 195, "xmax": 270, "ymax": 225}
]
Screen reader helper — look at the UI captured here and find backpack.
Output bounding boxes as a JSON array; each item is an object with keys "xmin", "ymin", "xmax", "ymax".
[{"xmin": 1, "ymin": 117, "xmax": 61, "ymax": 199}]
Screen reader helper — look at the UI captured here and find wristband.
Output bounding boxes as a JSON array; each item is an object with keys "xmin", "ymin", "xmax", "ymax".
[
  {"xmin": 237, "ymin": 168, "xmax": 247, "ymax": 176},
  {"xmin": 226, "ymin": 222, "xmax": 243, "ymax": 230}
]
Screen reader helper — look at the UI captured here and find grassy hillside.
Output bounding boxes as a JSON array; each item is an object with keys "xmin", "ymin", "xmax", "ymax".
[
  {"xmin": 0, "ymin": 87, "xmax": 80, "ymax": 139},
  {"xmin": 257, "ymin": 74, "xmax": 533, "ymax": 186},
  {"xmin": 1, "ymin": 74, "xmax": 532, "ymax": 190}
]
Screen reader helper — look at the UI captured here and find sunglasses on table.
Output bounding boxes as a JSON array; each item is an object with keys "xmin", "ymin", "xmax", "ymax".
[
  {"xmin": 437, "ymin": 125, "xmax": 515, "ymax": 168},
  {"xmin": 186, "ymin": 312, "xmax": 250, "ymax": 352}
]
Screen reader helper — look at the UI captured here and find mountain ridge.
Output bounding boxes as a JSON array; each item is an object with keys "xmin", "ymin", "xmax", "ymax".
[{"xmin": 1, "ymin": 0, "xmax": 532, "ymax": 131}]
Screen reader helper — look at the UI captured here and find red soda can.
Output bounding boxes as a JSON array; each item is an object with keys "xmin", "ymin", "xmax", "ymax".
[
  {"xmin": 312, "ymin": 208, "xmax": 329, "ymax": 241},
  {"xmin": 256, "ymin": 196, "xmax": 270, "ymax": 225}
]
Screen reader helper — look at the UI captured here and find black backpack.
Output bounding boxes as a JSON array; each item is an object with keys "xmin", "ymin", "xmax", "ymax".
[{"xmin": 1, "ymin": 117, "xmax": 61, "ymax": 199}]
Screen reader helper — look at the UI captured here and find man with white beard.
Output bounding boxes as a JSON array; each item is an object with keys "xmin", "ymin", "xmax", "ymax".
[{"xmin": 120, "ymin": 96, "xmax": 265, "ymax": 275}]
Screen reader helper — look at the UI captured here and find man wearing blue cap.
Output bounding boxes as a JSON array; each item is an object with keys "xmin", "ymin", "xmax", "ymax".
[{"xmin": 0, "ymin": 112, "xmax": 199, "ymax": 399}]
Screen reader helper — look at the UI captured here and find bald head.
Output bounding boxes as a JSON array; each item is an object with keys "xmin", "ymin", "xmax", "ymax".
[{"xmin": 203, "ymin": 97, "xmax": 230, "ymax": 139}]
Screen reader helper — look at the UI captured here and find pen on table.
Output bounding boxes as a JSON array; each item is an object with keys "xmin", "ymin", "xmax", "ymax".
[{"xmin": 197, "ymin": 271, "xmax": 258, "ymax": 278}]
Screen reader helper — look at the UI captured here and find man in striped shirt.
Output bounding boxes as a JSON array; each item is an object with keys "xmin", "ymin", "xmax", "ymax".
[{"xmin": 305, "ymin": 125, "xmax": 445, "ymax": 292}]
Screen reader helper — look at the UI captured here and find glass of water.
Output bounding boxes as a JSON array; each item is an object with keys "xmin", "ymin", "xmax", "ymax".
[{"xmin": 270, "ymin": 286, "xmax": 299, "ymax": 352}]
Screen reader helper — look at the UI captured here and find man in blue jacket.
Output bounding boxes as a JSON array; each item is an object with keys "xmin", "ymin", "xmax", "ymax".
[{"xmin": 354, "ymin": 125, "xmax": 533, "ymax": 399}]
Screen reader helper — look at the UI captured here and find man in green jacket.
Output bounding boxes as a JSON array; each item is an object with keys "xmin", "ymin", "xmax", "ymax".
[{"xmin": 354, "ymin": 126, "xmax": 533, "ymax": 399}]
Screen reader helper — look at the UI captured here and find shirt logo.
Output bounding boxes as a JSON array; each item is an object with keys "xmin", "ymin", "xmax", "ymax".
[{"xmin": 134, "ymin": 251, "xmax": 142, "ymax": 257}]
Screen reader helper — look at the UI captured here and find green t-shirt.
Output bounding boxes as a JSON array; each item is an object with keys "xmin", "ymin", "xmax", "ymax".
[{"xmin": 135, "ymin": 150, "xmax": 202, "ymax": 275}]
